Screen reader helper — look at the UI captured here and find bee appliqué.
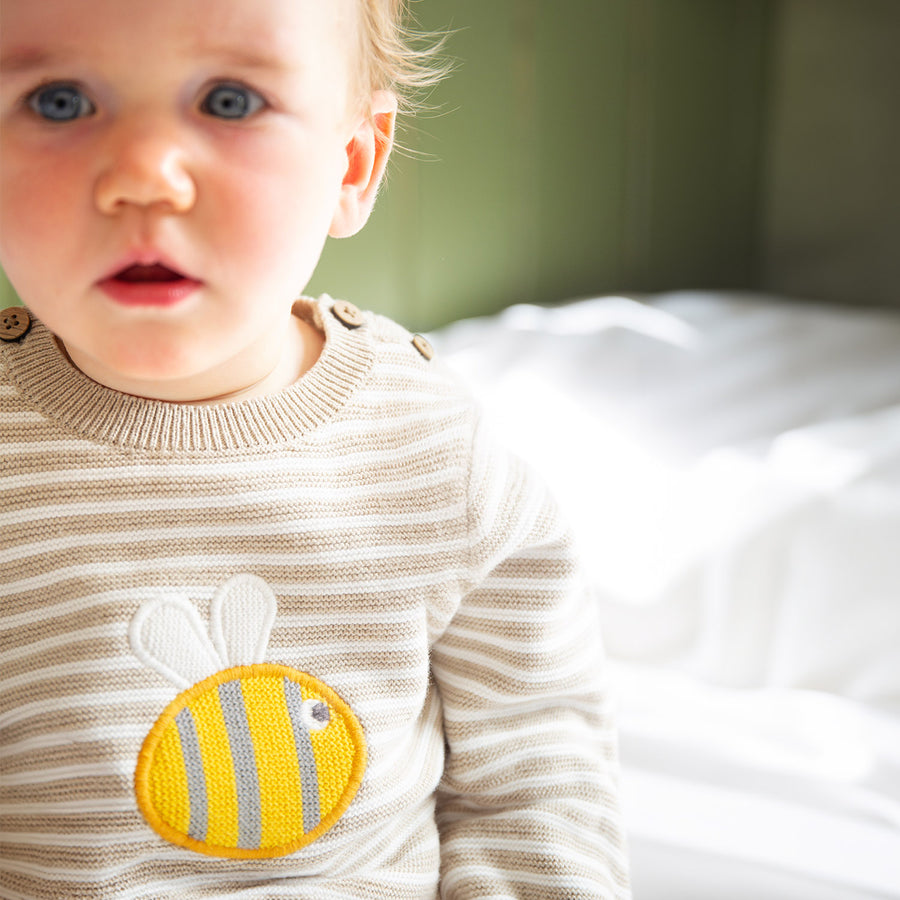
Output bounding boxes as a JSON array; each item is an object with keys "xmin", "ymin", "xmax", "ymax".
[{"xmin": 130, "ymin": 574, "xmax": 366, "ymax": 859}]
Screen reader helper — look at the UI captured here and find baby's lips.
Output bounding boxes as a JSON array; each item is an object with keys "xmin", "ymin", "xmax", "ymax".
[
  {"xmin": 99, "ymin": 250, "xmax": 202, "ymax": 285},
  {"xmin": 95, "ymin": 256, "xmax": 204, "ymax": 307},
  {"xmin": 113, "ymin": 263, "xmax": 187, "ymax": 283}
]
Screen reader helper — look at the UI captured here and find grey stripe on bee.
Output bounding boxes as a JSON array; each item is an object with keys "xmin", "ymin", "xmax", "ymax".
[
  {"xmin": 283, "ymin": 678, "xmax": 321, "ymax": 833},
  {"xmin": 218, "ymin": 680, "xmax": 262, "ymax": 850},
  {"xmin": 175, "ymin": 707, "xmax": 208, "ymax": 843}
]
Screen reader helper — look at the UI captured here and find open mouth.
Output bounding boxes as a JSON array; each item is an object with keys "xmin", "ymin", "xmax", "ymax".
[
  {"xmin": 113, "ymin": 263, "xmax": 187, "ymax": 283},
  {"xmin": 99, "ymin": 262, "xmax": 201, "ymax": 306}
]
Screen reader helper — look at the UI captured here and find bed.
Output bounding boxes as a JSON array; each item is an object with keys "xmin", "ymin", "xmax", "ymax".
[{"xmin": 429, "ymin": 291, "xmax": 900, "ymax": 900}]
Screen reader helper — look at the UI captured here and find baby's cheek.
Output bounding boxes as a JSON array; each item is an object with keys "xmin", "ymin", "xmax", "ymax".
[
  {"xmin": 208, "ymin": 176, "xmax": 338, "ymax": 279},
  {"xmin": 0, "ymin": 177, "xmax": 83, "ymax": 305},
  {"xmin": 1, "ymin": 161, "xmax": 68, "ymax": 256}
]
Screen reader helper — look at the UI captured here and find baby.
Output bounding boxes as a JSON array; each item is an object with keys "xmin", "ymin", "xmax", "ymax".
[{"xmin": 0, "ymin": 0, "xmax": 630, "ymax": 897}]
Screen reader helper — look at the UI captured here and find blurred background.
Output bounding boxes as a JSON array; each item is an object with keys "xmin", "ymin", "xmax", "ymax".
[
  {"xmin": 2, "ymin": 0, "xmax": 898, "ymax": 329},
  {"xmin": 310, "ymin": 0, "xmax": 899, "ymax": 329}
]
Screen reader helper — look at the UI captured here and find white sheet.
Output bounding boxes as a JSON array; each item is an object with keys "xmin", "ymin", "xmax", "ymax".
[{"xmin": 431, "ymin": 292, "xmax": 900, "ymax": 899}]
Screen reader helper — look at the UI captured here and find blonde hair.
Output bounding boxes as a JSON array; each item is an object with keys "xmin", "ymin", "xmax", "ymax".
[{"xmin": 356, "ymin": 0, "xmax": 452, "ymax": 116}]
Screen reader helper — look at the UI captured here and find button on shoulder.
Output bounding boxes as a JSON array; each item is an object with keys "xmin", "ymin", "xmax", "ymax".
[
  {"xmin": 0, "ymin": 307, "xmax": 31, "ymax": 342},
  {"xmin": 411, "ymin": 334, "xmax": 435, "ymax": 361},
  {"xmin": 331, "ymin": 301, "xmax": 365, "ymax": 329}
]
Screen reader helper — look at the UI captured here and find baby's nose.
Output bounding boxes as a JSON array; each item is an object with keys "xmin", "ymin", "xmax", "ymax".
[{"xmin": 94, "ymin": 125, "xmax": 196, "ymax": 215}]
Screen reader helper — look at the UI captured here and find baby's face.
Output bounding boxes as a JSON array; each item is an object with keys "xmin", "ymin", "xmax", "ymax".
[{"xmin": 0, "ymin": 0, "xmax": 369, "ymax": 399}]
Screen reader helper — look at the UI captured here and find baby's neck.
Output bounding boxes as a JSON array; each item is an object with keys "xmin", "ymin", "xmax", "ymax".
[
  {"xmin": 186, "ymin": 316, "xmax": 325, "ymax": 406},
  {"xmin": 61, "ymin": 311, "xmax": 324, "ymax": 406}
]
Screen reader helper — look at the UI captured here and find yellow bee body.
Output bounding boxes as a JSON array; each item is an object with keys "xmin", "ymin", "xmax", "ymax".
[{"xmin": 131, "ymin": 575, "xmax": 366, "ymax": 859}]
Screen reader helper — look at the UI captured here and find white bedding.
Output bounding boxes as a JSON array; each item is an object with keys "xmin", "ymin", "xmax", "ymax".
[{"xmin": 430, "ymin": 292, "xmax": 900, "ymax": 899}]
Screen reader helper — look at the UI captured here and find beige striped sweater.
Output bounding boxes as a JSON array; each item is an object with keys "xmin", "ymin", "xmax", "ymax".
[{"xmin": 0, "ymin": 296, "xmax": 630, "ymax": 899}]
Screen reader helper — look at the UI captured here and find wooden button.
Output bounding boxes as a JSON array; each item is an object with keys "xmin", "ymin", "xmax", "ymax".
[
  {"xmin": 331, "ymin": 301, "xmax": 365, "ymax": 329},
  {"xmin": 411, "ymin": 334, "xmax": 434, "ymax": 360},
  {"xmin": 0, "ymin": 307, "xmax": 31, "ymax": 342}
]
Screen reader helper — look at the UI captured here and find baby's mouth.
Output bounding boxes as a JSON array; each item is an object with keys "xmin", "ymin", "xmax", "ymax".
[
  {"xmin": 99, "ymin": 261, "xmax": 202, "ymax": 306},
  {"xmin": 113, "ymin": 263, "xmax": 186, "ymax": 283}
]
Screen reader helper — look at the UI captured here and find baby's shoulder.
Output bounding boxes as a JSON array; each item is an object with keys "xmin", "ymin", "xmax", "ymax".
[
  {"xmin": 366, "ymin": 308, "xmax": 438, "ymax": 368},
  {"xmin": 322, "ymin": 296, "xmax": 465, "ymax": 393}
]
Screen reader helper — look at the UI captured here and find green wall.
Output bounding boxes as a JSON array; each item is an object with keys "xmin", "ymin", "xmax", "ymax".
[
  {"xmin": 760, "ymin": 0, "xmax": 900, "ymax": 308},
  {"xmin": 0, "ymin": 269, "xmax": 14, "ymax": 309},
  {"xmin": 309, "ymin": 0, "xmax": 772, "ymax": 330}
]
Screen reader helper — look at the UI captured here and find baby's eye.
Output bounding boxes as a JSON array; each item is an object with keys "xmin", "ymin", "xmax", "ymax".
[
  {"xmin": 27, "ymin": 83, "xmax": 95, "ymax": 122},
  {"xmin": 200, "ymin": 83, "xmax": 266, "ymax": 120}
]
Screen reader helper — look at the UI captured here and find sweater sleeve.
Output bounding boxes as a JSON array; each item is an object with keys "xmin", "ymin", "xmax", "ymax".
[{"xmin": 431, "ymin": 415, "xmax": 631, "ymax": 899}]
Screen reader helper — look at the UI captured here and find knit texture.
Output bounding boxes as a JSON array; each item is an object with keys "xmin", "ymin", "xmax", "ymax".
[{"xmin": 0, "ymin": 296, "xmax": 630, "ymax": 899}]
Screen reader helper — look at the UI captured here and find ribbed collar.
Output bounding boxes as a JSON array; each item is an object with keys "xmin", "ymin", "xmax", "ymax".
[{"xmin": 1, "ymin": 296, "xmax": 376, "ymax": 454}]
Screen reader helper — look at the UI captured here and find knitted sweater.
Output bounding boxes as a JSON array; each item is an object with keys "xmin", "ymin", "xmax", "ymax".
[{"xmin": 0, "ymin": 297, "xmax": 630, "ymax": 900}]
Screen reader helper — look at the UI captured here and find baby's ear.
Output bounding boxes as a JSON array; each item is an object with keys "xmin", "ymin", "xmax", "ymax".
[{"xmin": 329, "ymin": 91, "xmax": 397, "ymax": 238}]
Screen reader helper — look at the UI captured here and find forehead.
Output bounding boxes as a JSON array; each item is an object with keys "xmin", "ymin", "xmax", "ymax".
[{"xmin": 0, "ymin": 0, "xmax": 359, "ymax": 76}]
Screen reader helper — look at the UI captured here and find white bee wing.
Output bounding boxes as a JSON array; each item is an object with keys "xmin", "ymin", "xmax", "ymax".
[
  {"xmin": 130, "ymin": 596, "xmax": 225, "ymax": 689},
  {"xmin": 209, "ymin": 573, "xmax": 277, "ymax": 667}
]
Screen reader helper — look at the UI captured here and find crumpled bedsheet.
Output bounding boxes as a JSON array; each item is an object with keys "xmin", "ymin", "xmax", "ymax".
[{"xmin": 431, "ymin": 292, "xmax": 900, "ymax": 899}]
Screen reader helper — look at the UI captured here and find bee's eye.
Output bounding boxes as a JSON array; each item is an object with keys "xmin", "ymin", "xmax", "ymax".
[
  {"xmin": 27, "ymin": 83, "xmax": 95, "ymax": 122},
  {"xmin": 301, "ymin": 698, "xmax": 330, "ymax": 732}
]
